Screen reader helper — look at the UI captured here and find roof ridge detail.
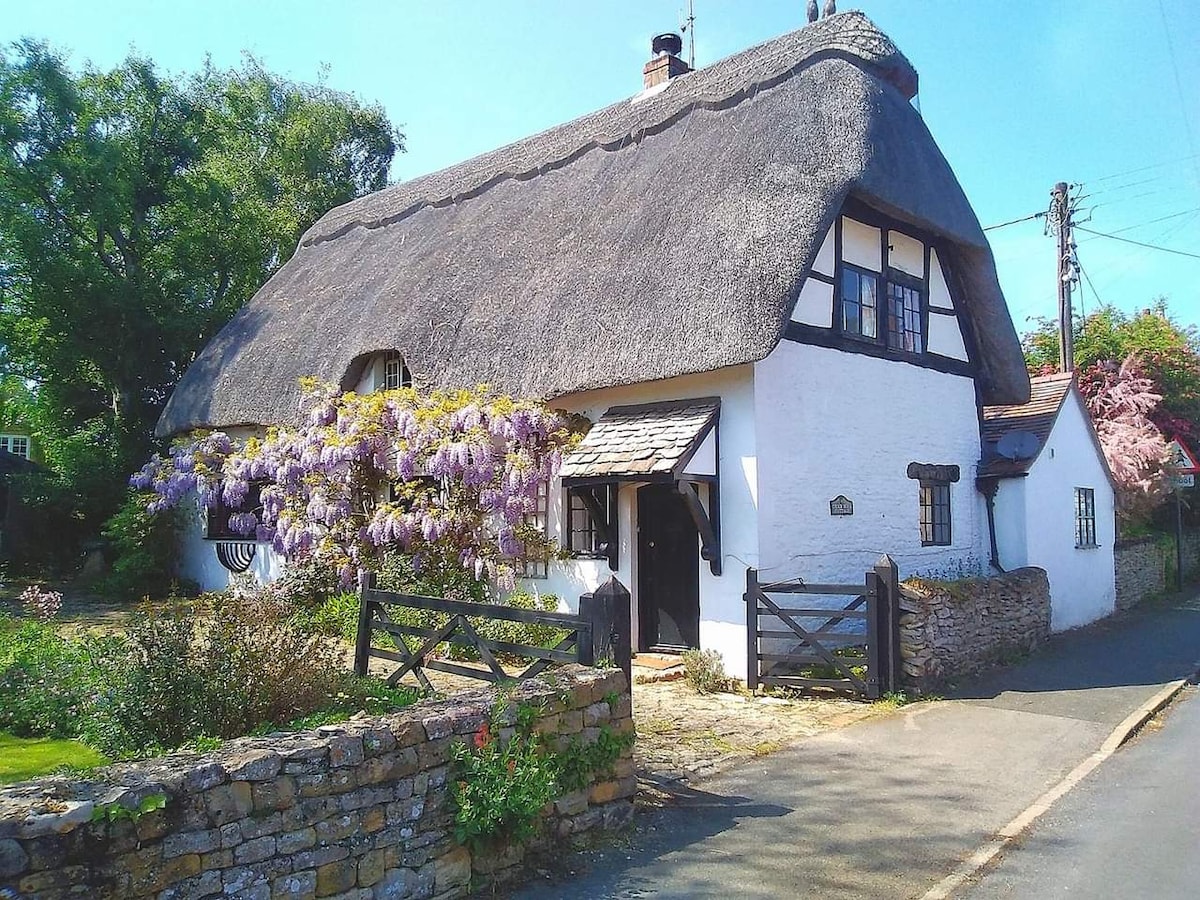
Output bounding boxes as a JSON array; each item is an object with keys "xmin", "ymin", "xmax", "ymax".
[{"xmin": 302, "ymin": 12, "xmax": 914, "ymax": 249}]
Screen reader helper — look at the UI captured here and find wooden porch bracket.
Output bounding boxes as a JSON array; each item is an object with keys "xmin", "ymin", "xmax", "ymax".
[{"xmin": 676, "ymin": 479, "xmax": 721, "ymax": 576}]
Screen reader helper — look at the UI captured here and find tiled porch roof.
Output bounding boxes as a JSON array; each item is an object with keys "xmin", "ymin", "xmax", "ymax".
[{"xmin": 560, "ymin": 398, "xmax": 720, "ymax": 480}]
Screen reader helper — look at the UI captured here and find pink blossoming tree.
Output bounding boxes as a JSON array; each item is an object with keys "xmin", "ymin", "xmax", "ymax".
[
  {"xmin": 133, "ymin": 381, "xmax": 574, "ymax": 588},
  {"xmin": 1078, "ymin": 356, "xmax": 1172, "ymax": 525}
]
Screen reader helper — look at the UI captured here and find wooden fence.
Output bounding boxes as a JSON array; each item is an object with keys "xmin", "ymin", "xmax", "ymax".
[
  {"xmin": 353, "ymin": 573, "xmax": 632, "ymax": 692},
  {"xmin": 744, "ymin": 555, "xmax": 901, "ymax": 699}
]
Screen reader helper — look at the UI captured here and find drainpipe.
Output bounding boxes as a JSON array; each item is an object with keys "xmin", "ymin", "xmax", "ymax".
[{"xmin": 976, "ymin": 476, "xmax": 1005, "ymax": 573}]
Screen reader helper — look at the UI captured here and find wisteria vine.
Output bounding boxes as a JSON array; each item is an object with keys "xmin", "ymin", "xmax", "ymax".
[{"xmin": 133, "ymin": 380, "xmax": 574, "ymax": 586}]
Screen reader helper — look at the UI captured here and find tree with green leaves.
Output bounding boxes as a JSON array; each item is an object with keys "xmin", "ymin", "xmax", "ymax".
[
  {"xmin": 0, "ymin": 41, "xmax": 400, "ymax": 570},
  {"xmin": 1023, "ymin": 300, "xmax": 1200, "ymax": 443}
]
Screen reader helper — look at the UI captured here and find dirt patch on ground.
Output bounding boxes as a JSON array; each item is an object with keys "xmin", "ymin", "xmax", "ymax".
[
  {"xmin": 0, "ymin": 582, "xmax": 137, "ymax": 630},
  {"xmin": 630, "ymin": 678, "xmax": 881, "ymax": 788}
]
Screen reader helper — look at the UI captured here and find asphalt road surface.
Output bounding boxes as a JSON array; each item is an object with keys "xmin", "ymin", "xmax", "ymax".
[{"xmin": 964, "ymin": 685, "xmax": 1200, "ymax": 899}]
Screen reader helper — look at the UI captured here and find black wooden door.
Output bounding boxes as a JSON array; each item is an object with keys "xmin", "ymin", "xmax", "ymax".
[{"xmin": 637, "ymin": 483, "xmax": 700, "ymax": 651}]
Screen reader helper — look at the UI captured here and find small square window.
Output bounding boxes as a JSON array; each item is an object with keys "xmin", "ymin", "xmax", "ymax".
[
  {"xmin": 0, "ymin": 436, "xmax": 30, "ymax": 460},
  {"xmin": 206, "ymin": 481, "xmax": 264, "ymax": 541},
  {"xmin": 565, "ymin": 484, "xmax": 618, "ymax": 562},
  {"xmin": 1075, "ymin": 488, "xmax": 1097, "ymax": 548},
  {"xmin": 920, "ymin": 482, "xmax": 952, "ymax": 546}
]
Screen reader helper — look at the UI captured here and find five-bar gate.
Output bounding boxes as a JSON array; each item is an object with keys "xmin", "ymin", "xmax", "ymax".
[{"xmin": 745, "ymin": 555, "xmax": 901, "ymax": 699}]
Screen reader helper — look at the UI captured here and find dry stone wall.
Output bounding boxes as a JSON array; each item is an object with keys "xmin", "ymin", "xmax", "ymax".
[
  {"xmin": 898, "ymin": 567, "xmax": 1051, "ymax": 692},
  {"xmin": 0, "ymin": 666, "xmax": 633, "ymax": 900},
  {"xmin": 1114, "ymin": 531, "xmax": 1200, "ymax": 611}
]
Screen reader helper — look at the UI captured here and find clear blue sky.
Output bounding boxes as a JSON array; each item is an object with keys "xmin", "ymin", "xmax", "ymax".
[{"xmin": 4, "ymin": 0, "xmax": 1199, "ymax": 333}]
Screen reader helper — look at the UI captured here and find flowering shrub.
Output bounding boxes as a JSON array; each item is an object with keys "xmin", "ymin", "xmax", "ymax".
[
  {"xmin": 19, "ymin": 585, "xmax": 63, "ymax": 621},
  {"xmin": 450, "ymin": 721, "xmax": 559, "ymax": 851},
  {"xmin": 133, "ymin": 382, "xmax": 574, "ymax": 589},
  {"xmin": 1078, "ymin": 356, "xmax": 1172, "ymax": 524}
]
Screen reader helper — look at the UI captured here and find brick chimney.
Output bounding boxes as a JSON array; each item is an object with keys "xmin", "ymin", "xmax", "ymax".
[{"xmin": 643, "ymin": 33, "xmax": 690, "ymax": 90}]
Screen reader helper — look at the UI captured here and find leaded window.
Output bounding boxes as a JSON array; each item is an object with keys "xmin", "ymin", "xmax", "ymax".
[
  {"xmin": 0, "ymin": 436, "xmax": 29, "ymax": 459},
  {"xmin": 920, "ymin": 482, "xmax": 952, "ymax": 546},
  {"xmin": 886, "ymin": 278, "xmax": 923, "ymax": 353},
  {"xmin": 1075, "ymin": 487, "xmax": 1097, "ymax": 548},
  {"xmin": 566, "ymin": 484, "xmax": 617, "ymax": 561},
  {"xmin": 519, "ymin": 479, "xmax": 550, "ymax": 579},
  {"xmin": 840, "ymin": 265, "xmax": 878, "ymax": 340}
]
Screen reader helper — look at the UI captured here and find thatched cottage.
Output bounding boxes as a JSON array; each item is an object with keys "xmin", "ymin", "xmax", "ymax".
[{"xmin": 159, "ymin": 12, "xmax": 1057, "ymax": 675}]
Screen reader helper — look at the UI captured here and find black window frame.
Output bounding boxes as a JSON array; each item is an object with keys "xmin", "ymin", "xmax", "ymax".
[
  {"xmin": 1075, "ymin": 487, "xmax": 1097, "ymax": 548},
  {"xmin": 884, "ymin": 271, "xmax": 925, "ymax": 354},
  {"xmin": 564, "ymin": 483, "xmax": 618, "ymax": 567},
  {"xmin": 839, "ymin": 263, "xmax": 880, "ymax": 342},
  {"xmin": 831, "ymin": 210, "xmax": 932, "ymax": 360},
  {"xmin": 919, "ymin": 480, "xmax": 952, "ymax": 546},
  {"xmin": 206, "ymin": 481, "xmax": 264, "ymax": 541}
]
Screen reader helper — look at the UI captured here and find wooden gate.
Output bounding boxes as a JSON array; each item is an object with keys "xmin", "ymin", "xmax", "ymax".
[
  {"xmin": 744, "ymin": 556, "xmax": 900, "ymax": 699},
  {"xmin": 353, "ymin": 573, "xmax": 632, "ymax": 692}
]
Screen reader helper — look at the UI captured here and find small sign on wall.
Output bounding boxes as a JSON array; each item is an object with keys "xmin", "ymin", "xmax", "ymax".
[{"xmin": 829, "ymin": 495, "xmax": 854, "ymax": 516}]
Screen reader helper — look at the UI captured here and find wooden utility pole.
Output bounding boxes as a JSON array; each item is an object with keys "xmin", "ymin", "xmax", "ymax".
[{"xmin": 1049, "ymin": 182, "xmax": 1076, "ymax": 372}]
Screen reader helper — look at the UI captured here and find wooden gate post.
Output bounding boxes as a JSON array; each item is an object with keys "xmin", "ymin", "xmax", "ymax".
[
  {"xmin": 864, "ymin": 570, "xmax": 881, "ymax": 700},
  {"xmin": 744, "ymin": 568, "xmax": 759, "ymax": 692},
  {"xmin": 874, "ymin": 554, "xmax": 901, "ymax": 694},
  {"xmin": 353, "ymin": 571, "xmax": 376, "ymax": 677},
  {"xmin": 580, "ymin": 578, "xmax": 632, "ymax": 687}
]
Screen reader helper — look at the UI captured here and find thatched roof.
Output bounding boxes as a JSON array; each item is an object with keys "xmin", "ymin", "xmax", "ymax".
[{"xmin": 158, "ymin": 11, "xmax": 1029, "ymax": 438}]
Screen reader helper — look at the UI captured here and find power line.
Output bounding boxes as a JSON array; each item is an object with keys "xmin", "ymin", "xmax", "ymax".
[
  {"xmin": 1077, "ymin": 259, "xmax": 1104, "ymax": 313},
  {"xmin": 1075, "ymin": 225, "xmax": 1200, "ymax": 260},
  {"xmin": 1158, "ymin": 0, "xmax": 1200, "ymax": 189},
  {"xmin": 1084, "ymin": 153, "xmax": 1199, "ymax": 186},
  {"xmin": 1099, "ymin": 207, "xmax": 1200, "ymax": 236},
  {"xmin": 983, "ymin": 211, "xmax": 1044, "ymax": 232}
]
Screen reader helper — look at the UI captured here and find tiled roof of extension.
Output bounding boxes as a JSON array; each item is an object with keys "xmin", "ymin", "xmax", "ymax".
[
  {"xmin": 979, "ymin": 373, "xmax": 1075, "ymax": 477},
  {"xmin": 559, "ymin": 399, "xmax": 720, "ymax": 480}
]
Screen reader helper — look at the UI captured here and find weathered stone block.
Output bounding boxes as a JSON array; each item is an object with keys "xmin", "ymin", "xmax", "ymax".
[
  {"xmin": 239, "ymin": 812, "xmax": 284, "ymax": 841},
  {"xmin": 157, "ymin": 867, "xmax": 222, "ymax": 900},
  {"xmin": 203, "ymin": 782, "xmax": 252, "ymax": 825},
  {"xmin": 276, "ymin": 826, "xmax": 317, "ymax": 855},
  {"xmin": 224, "ymin": 750, "xmax": 283, "ymax": 782},
  {"xmin": 162, "ymin": 827, "xmax": 221, "ymax": 859},
  {"xmin": 315, "ymin": 857, "xmax": 357, "ymax": 896},
  {"xmin": 328, "ymin": 736, "xmax": 365, "ymax": 769},
  {"xmin": 289, "ymin": 844, "xmax": 350, "ymax": 871},
  {"xmin": 356, "ymin": 848, "xmax": 387, "ymax": 887},
  {"xmin": 235, "ymin": 835, "xmax": 277, "ymax": 865},
  {"xmin": 432, "ymin": 845, "xmax": 471, "ymax": 893},
  {"xmin": 0, "ymin": 838, "xmax": 29, "ymax": 878},
  {"xmin": 252, "ymin": 776, "xmax": 297, "ymax": 812},
  {"xmin": 272, "ymin": 868, "xmax": 318, "ymax": 899}
]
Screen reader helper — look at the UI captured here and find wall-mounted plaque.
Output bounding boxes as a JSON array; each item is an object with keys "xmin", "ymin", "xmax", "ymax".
[{"xmin": 829, "ymin": 495, "xmax": 853, "ymax": 516}]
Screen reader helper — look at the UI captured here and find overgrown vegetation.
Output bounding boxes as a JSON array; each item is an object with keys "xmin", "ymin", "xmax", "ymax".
[
  {"xmin": 449, "ymin": 698, "xmax": 634, "ymax": 851},
  {"xmin": 681, "ymin": 648, "xmax": 736, "ymax": 694},
  {"xmin": 0, "ymin": 591, "xmax": 416, "ymax": 762}
]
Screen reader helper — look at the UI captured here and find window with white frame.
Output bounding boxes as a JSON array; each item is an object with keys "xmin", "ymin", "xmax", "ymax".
[
  {"xmin": 1074, "ymin": 487, "xmax": 1097, "ymax": 548},
  {"xmin": 382, "ymin": 351, "xmax": 411, "ymax": 390},
  {"xmin": 0, "ymin": 435, "xmax": 30, "ymax": 460},
  {"xmin": 518, "ymin": 479, "xmax": 550, "ymax": 579}
]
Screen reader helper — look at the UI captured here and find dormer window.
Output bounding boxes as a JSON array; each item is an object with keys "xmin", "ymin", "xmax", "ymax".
[
  {"xmin": 833, "ymin": 213, "xmax": 927, "ymax": 356},
  {"xmin": 382, "ymin": 351, "xmax": 411, "ymax": 390}
]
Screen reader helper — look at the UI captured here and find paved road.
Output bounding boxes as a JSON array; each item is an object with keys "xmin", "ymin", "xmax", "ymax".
[
  {"xmin": 511, "ymin": 600, "xmax": 1200, "ymax": 900},
  {"xmin": 964, "ymin": 685, "xmax": 1200, "ymax": 899}
]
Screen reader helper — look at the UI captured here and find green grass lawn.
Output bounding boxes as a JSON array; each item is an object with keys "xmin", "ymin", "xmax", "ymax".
[{"xmin": 0, "ymin": 732, "xmax": 109, "ymax": 783}]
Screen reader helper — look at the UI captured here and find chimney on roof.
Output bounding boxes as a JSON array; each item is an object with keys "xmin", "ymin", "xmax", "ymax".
[{"xmin": 643, "ymin": 33, "xmax": 690, "ymax": 90}]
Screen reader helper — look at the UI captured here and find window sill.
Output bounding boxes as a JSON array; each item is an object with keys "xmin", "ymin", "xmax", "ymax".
[
  {"xmin": 567, "ymin": 552, "xmax": 608, "ymax": 561},
  {"xmin": 921, "ymin": 541, "xmax": 952, "ymax": 547},
  {"xmin": 1075, "ymin": 544, "xmax": 1101, "ymax": 550}
]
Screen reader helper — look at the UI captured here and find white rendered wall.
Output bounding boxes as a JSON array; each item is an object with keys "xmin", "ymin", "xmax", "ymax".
[
  {"xmin": 176, "ymin": 425, "xmax": 284, "ymax": 593},
  {"xmin": 1022, "ymin": 392, "xmax": 1116, "ymax": 630},
  {"xmin": 992, "ymin": 478, "xmax": 1029, "ymax": 569},
  {"xmin": 177, "ymin": 496, "xmax": 285, "ymax": 592},
  {"xmin": 754, "ymin": 341, "xmax": 987, "ymax": 585},
  {"xmin": 525, "ymin": 366, "xmax": 759, "ymax": 677}
]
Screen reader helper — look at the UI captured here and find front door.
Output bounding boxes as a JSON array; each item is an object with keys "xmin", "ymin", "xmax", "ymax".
[{"xmin": 637, "ymin": 483, "xmax": 700, "ymax": 651}]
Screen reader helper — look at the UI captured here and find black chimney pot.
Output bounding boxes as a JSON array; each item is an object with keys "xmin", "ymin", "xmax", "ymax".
[{"xmin": 652, "ymin": 33, "xmax": 683, "ymax": 57}]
